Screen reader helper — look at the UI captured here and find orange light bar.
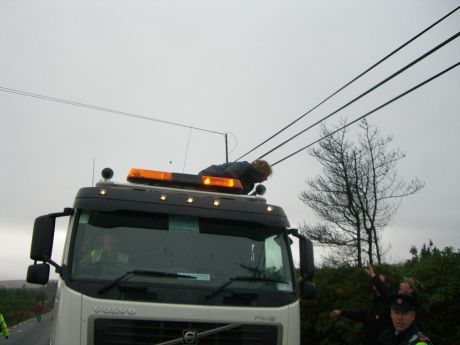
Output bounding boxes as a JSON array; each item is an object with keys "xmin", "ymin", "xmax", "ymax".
[
  {"xmin": 127, "ymin": 168, "xmax": 244, "ymax": 193},
  {"xmin": 201, "ymin": 175, "xmax": 243, "ymax": 191},
  {"xmin": 128, "ymin": 168, "xmax": 172, "ymax": 182}
]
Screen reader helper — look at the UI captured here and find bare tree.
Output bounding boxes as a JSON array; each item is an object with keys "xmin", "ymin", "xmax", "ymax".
[{"xmin": 300, "ymin": 119, "xmax": 424, "ymax": 266}]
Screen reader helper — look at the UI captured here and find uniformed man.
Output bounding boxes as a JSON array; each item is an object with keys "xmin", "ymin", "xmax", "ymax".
[{"xmin": 378, "ymin": 294, "xmax": 432, "ymax": 345}]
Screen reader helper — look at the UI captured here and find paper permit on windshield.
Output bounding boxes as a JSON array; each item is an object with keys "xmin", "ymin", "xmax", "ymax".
[{"xmin": 178, "ymin": 272, "xmax": 211, "ymax": 281}]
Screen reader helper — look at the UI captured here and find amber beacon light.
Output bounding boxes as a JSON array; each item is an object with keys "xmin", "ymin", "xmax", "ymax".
[{"xmin": 127, "ymin": 168, "xmax": 243, "ymax": 193}]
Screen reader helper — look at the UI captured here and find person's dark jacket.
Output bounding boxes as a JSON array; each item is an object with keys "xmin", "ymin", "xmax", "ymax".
[
  {"xmin": 378, "ymin": 322, "xmax": 432, "ymax": 345},
  {"xmin": 410, "ymin": 292, "xmax": 424, "ymax": 331},
  {"xmin": 340, "ymin": 276, "xmax": 393, "ymax": 345},
  {"xmin": 199, "ymin": 161, "xmax": 262, "ymax": 194}
]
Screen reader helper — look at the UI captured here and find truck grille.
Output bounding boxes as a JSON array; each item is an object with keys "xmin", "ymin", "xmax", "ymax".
[{"xmin": 93, "ymin": 318, "xmax": 279, "ymax": 345}]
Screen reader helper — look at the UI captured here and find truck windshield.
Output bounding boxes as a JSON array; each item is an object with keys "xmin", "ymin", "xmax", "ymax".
[{"xmin": 70, "ymin": 210, "xmax": 294, "ymax": 294}]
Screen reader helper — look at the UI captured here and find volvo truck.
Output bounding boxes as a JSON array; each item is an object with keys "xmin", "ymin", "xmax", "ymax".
[{"xmin": 27, "ymin": 167, "xmax": 315, "ymax": 345}]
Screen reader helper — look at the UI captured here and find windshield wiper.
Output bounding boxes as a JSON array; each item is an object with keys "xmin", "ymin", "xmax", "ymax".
[
  {"xmin": 240, "ymin": 264, "xmax": 265, "ymax": 276},
  {"xmin": 98, "ymin": 269, "xmax": 195, "ymax": 294},
  {"xmin": 206, "ymin": 275, "xmax": 289, "ymax": 300}
]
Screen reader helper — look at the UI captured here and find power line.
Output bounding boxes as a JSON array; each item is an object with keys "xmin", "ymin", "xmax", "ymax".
[
  {"xmin": 271, "ymin": 61, "xmax": 460, "ymax": 167},
  {"xmin": 235, "ymin": 5, "xmax": 460, "ymax": 161},
  {"xmin": 0, "ymin": 86, "xmax": 225, "ymax": 135},
  {"xmin": 257, "ymin": 31, "xmax": 460, "ymax": 160}
]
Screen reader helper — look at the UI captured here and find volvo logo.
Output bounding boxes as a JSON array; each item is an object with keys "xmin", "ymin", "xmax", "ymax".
[
  {"xmin": 254, "ymin": 315, "xmax": 276, "ymax": 322},
  {"xmin": 182, "ymin": 330, "xmax": 197, "ymax": 344},
  {"xmin": 92, "ymin": 306, "xmax": 136, "ymax": 315}
]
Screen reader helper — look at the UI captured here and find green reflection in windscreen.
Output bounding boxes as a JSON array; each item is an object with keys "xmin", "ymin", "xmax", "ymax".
[{"xmin": 169, "ymin": 215, "xmax": 199, "ymax": 232}]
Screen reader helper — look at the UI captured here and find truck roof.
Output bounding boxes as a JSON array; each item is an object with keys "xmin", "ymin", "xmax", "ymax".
[{"xmin": 73, "ymin": 179, "xmax": 290, "ymax": 228}]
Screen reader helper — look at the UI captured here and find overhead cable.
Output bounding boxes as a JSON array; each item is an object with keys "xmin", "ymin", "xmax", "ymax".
[
  {"xmin": 271, "ymin": 61, "xmax": 460, "ymax": 167},
  {"xmin": 235, "ymin": 5, "xmax": 460, "ymax": 161},
  {"xmin": 0, "ymin": 86, "xmax": 225, "ymax": 135},
  {"xmin": 257, "ymin": 31, "xmax": 460, "ymax": 160}
]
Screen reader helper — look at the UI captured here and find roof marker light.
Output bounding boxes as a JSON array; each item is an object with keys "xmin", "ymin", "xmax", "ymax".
[
  {"xmin": 267, "ymin": 206, "xmax": 273, "ymax": 212},
  {"xmin": 99, "ymin": 189, "xmax": 107, "ymax": 196},
  {"xmin": 187, "ymin": 196, "xmax": 194, "ymax": 203},
  {"xmin": 213, "ymin": 200, "xmax": 221, "ymax": 207},
  {"xmin": 160, "ymin": 194, "xmax": 167, "ymax": 201}
]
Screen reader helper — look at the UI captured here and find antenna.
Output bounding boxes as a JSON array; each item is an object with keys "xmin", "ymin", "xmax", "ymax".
[
  {"xmin": 182, "ymin": 125, "xmax": 193, "ymax": 172},
  {"xmin": 92, "ymin": 157, "xmax": 96, "ymax": 186}
]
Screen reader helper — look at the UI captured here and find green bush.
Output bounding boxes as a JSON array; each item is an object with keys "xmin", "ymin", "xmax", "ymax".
[
  {"xmin": 301, "ymin": 243, "xmax": 460, "ymax": 345},
  {"xmin": 404, "ymin": 242, "xmax": 460, "ymax": 345}
]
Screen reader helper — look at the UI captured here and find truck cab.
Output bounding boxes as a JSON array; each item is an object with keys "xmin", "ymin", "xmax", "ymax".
[{"xmin": 27, "ymin": 168, "xmax": 314, "ymax": 345}]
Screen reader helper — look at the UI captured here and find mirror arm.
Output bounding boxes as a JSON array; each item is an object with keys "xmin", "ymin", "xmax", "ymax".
[
  {"xmin": 287, "ymin": 228, "xmax": 306, "ymax": 240},
  {"xmin": 41, "ymin": 256, "xmax": 62, "ymax": 274},
  {"xmin": 48, "ymin": 208, "xmax": 74, "ymax": 218}
]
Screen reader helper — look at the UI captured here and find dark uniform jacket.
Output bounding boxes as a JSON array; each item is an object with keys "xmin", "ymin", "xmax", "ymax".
[
  {"xmin": 378, "ymin": 323, "xmax": 432, "ymax": 345},
  {"xmin": 199, "ymin": 161, "xmax": 262, "ymax": 194},
  {"xmin": 340, "ymin": 276, "xmax": 393, "ymax": 345}
]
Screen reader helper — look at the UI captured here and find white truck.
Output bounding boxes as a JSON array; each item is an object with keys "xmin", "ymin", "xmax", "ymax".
[{"xmin": 27, "ymin": 167, "xmax": 315, "ymax": 345}]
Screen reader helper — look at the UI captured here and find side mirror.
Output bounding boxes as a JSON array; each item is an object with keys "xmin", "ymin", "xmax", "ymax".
[
  {"xmin": 287, "ymin": 229, "xmax": 316, "ymax": 299},
  {"xmin": 28, "ymin": 208, "xmax": 73, "ymax": 277},
  {"xmin": 30, "ymin": 215, "xmax": 56, "ymax": 261},
  {"xmin": 299, "ymin": 237, "xmax": 315, "ymax": 279},
  {"xmin": 27, "ymin": 263, "xmax": 50, "ymax": 285},
  {"xmin": 300, "ymin": 280, "xmax": 316, "ymax": 300}
]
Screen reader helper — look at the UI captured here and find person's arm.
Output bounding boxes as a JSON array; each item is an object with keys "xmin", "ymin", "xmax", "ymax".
[
  {"xmin": 330, "ymin": 309, "xmax": 341, "ymax": 318},
  {"xmin": 330, "ymin": 308, "xmax": 367, "ymax": 323},
  {"xmin": 339, "ymin": 309, "xmax": 367, "ymax": 323},
  {"xmin": 365, "ymin": 262, "xmax": 391, "ymax": 297},
  {"xmin": 364, "ymin": 261, "xmax": 376, "ymax": 277},
  {"xmin": 371, "ymin": 275, "xmax": 391, "ymax": 298}
]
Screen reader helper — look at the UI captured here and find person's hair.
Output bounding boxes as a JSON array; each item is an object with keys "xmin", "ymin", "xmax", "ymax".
[
  {"xmin": 251, "ymin": 160, "xmax": 272, "ymax": 178},
  {"xmin": 402, "ymin": 277, "xmax": 421, "ymax": 291}
]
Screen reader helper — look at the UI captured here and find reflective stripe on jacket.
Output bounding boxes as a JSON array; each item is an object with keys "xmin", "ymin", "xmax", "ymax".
[
  {"xmin": 0, "ymin": 313, "xmax": 9, "ymax": 338},
  {"xmin": 90, "ymin": 248, "xmax": 129, "ymax": 264}
]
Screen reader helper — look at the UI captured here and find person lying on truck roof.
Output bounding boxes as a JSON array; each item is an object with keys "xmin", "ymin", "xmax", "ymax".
[{"xmin": 198, "ymin": 160, "xmax": 272, "ymax": 195}]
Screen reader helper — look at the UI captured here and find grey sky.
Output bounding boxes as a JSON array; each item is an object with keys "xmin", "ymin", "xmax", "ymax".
[{"xmin": 1, "ymin": 0, "xmax": 459, "ymax": 280}]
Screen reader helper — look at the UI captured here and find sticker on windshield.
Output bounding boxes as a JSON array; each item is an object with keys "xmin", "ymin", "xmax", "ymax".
[
  {"xmin": 277, "ymin": 282, "xmax": 292, "ymax": 291},
  {"xmin": 178, "ymin": 273, "xmax": 210, "ymax": 281},
  {"xmin": 169, "ymin": 215, "xmax": 199, "ymax": 232},
  {"xmin": 79, "ymin": 212, "xmax": 89, "ymax": 224}
]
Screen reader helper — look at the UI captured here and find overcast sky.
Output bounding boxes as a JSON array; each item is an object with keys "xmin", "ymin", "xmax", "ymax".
[{"xmin": 1, "ymin": 0, "xmax": 459, "ymax": 280}]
